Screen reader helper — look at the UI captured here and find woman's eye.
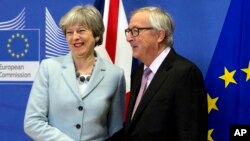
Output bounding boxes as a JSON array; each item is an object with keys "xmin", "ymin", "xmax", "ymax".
[
  {"xmin": 78, "ymin": 29, "xmax": 85, "ymax": 34},
  {"xmin": 66, "ymin": 31, "xmax": 73, "ymax": 35}
]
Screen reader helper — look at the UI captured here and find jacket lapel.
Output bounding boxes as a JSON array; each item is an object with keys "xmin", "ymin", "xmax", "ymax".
[
  {"xmin": 61, "ymin": 53, "xmax": 81, "ymax": 100},
  {"xmin": 126, "ymin": 64, "xmax": 144, "ymax": 122},
  {"xmin": 81, "ymin": 53, "xmax": 105, "ymax": 99},
  {"xmin": 127, "ymin": 49, "xmax": 177, "ymax": 128}
]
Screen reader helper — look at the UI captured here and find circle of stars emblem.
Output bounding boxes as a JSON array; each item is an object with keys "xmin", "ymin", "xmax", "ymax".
[{"xmin": 6, "ymin": 33, "xmax": 29, "ymax": 58}]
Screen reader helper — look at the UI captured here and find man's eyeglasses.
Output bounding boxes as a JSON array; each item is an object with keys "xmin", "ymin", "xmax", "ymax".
[{"xmin": 125, "ymin": 27, "xmax": 154, "ymax": 37}]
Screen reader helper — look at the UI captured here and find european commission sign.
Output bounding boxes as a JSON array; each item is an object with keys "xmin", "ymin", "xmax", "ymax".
[{"xmin": 0, "ymin": 30, "xmax": 40, "ymax": 83}]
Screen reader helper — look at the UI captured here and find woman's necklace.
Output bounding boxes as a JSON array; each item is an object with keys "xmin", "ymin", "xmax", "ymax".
[{"xmin": 76, "ymin": 57, "xmax": 96, "ymax": 83}]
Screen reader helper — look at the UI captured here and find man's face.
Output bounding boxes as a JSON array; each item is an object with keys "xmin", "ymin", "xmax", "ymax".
[{"xmin": 126, "ymin": 11, "xmax": 159, "ymax": 64}]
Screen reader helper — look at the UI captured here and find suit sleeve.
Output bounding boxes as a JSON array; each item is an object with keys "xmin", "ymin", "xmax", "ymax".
[
  {"xmin": 108, "ymin": 69, "xmax": 126, "ymax": 136},
  {"xmin": 23, "ymin": 60, "xmax": 74, "ymax": 141},
  {"xmin": 174, "ymin": 65, "xmax": 208, "ymax": 141}
]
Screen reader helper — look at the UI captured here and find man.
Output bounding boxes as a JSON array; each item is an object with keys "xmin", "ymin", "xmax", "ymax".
[{"xmin": 117, "ymin": 6, "xmax": 208, "ymax": 141}]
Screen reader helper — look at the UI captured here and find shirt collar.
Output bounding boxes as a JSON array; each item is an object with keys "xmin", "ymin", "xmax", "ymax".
[{"xmin": 144, "ymin": 47, "xmax": 171, "ymax": 74}]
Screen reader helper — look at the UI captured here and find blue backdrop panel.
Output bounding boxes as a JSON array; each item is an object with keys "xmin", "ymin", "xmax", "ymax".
[{"xmin": 0, "ymin": 0, "xmax": 230, "ymax": 140}]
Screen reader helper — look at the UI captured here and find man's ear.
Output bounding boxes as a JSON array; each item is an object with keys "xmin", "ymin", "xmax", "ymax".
[{"xmin": 157, "ymin": 29, "xmax": 166, "ymax": 43}]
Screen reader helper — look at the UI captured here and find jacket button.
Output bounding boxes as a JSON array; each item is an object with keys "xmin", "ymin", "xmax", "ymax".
[
  {"xmin": 78, "ymin": 106, "xmax": 83, "ymax": 111},
  {"xmin": 76, "ymin": 124, "xmax": 81, "ymax": 129}
]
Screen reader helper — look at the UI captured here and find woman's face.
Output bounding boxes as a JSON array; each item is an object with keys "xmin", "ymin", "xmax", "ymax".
[{"xmin": 66, "ymin": 23, "xmax": 96, "ymax": 58}]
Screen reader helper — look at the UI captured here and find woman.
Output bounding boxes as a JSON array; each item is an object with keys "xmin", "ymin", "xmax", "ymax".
[{"xmin": 24, "ymin": 5, "xmax": 125, "ymax": 141}]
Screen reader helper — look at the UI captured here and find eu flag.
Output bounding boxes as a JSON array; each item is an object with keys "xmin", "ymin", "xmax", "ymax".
[
  {"xmin": 205, "ymin": 0, "xmax": 250, "ymax": 140},
  {"xmin": 0, "ymin": 30, "xmax": 39, "ymax": 61}
]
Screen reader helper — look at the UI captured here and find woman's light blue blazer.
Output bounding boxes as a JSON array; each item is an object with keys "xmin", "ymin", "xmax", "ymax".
[{"xmin": 24, "ymin": 51, "xmax": 125, "ymax": 141}]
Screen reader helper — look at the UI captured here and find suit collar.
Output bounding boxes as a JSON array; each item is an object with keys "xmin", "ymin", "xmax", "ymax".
[
  {"xmin": 61, "ymin": 51, "xmax": 106, "ymax": 101},
  {"xmin": 61, "ymin": 52, "xmax": 80, "ymax": 99},
  {"xmin": 81, "ymin": 53, "xmax": 105, "ymax": 99},
  {"xmin": 126, "ymin": 48, "xmax": 178, "ymax": 129}
]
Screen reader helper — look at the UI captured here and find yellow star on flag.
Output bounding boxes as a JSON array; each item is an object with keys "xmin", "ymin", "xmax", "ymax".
[
  {"xmin": 207, "ymin": 94, "xmax": 219, "ymax": 114},
  {"xmin": 219, "ymin": 67, "xmax": 237, "ymax": 88},
  {"xmin": 241, "ymin": 61, "xmax": 250, "ymax": 81},
  {"xmin": 208, "ymin": 129, "xmax": 214, "ymax": 141}
]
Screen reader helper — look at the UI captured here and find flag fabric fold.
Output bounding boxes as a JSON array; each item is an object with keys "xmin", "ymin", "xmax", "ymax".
[
  {"xmin": 205, "ymin": 0, "xmax": 250, "ymax": 140},
  {"xmin": 94, "ymin": 0, "xmax": 132, "ymax": 120}
]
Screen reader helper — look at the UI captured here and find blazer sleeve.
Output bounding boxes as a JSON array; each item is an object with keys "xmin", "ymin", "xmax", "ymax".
[
  {"xmin": 174, "ymin": 64, "xmax": 208, "ymax": 141},
  {"xmin": 108, "ymin": 69, "xmax": 126, "ymax": 136},
  {"xmin": 23, "ymin": 60, "xmax": 74, "ymax": 141}
]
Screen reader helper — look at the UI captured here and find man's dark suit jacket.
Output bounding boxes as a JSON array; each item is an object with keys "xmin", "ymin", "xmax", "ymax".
[{"xmin": 109, "ymin": 49, "xmax": 208, "ymax": 141}]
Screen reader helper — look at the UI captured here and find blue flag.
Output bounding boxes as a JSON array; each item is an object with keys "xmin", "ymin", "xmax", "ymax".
[
  {"xmin": 0, "ymin": 30, "xmax": 39, "ymax": 61},
  {"xmin": 205, "ymin": 0, "xmax": 250, "ymax": 140}
]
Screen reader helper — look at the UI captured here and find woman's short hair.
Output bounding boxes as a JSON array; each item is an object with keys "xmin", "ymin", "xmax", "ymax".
[{"xmin": 59, "ymin": 5, "xmax": 105, "ymax": 46}]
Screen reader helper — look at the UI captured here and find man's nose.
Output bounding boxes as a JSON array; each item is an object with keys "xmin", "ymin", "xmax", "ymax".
[{"xmin": 126, "ymin": 32, "xmax": 133, "ymax": 42}]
